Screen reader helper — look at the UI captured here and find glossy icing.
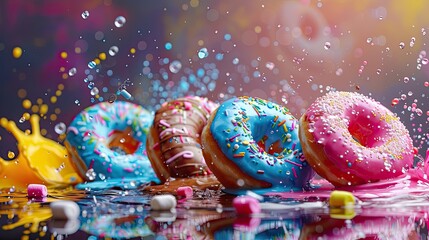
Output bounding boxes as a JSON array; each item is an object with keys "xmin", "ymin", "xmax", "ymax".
[
  {"xmin": 302, "ymin": 91, "xmax": 414, "ymax": 185},
  {"xmin": 65, "ymin": 101, "xmax": 159, "ymax": 182},
  {"xmin": 148, "ymin": 96, "xmax": 218, "ymax": 180},
  {"xmin": 209, "ymin": 96, "xmax": 314, "ymax": 191}
]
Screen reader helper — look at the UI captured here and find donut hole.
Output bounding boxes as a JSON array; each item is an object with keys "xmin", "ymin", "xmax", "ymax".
[
  {"xmin": 257, "ymin": 136, "xmax": 283, "ymax": 155},
  {"xmin": 107, "ymin": 128, "xmax": 139, "ymax": 154},
  {"xmin": 347, "ymin": 106, "xmax": 389, "ymax": 148}
]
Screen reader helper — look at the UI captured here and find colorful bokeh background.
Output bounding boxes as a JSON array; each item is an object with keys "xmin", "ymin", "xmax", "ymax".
[{"xmin": 0, "ymin": 0, "xmax": 428, "ymax": 158}]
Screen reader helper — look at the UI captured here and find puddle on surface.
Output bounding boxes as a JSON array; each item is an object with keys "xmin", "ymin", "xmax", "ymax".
[{"xmin": 1, "ymin": 187, "xmax": 429, "ymax": 239}]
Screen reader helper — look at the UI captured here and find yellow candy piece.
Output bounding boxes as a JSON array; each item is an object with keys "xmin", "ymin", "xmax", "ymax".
[{"xmin": 329, "ymin": 190, "xmax": 355, "ymax": 208}]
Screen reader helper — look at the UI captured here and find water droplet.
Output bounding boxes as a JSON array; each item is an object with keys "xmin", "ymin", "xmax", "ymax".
[
  {"xmin": 75, "ymin": 99, "xmax": 80, "ymax": 106},
  {"xmin": 232, "ymin": 58, "xmax": 239, "ymax": 64},
  {"xmin": 385, "ymin": 47, "xmax": 390, "ymax": 52},
  {"xmin": 169, "ymin": 60, "xmax": 182, "ymax": 73},
  {"xmin": 9, "ymin": 186, "xmax": 15, "ymax": 193},
  {"xmin": 54, "ymin": 122, "xmax": 67, "ymax": 134},
  {"xmin": 324, "ymin": 41, "xmax": 331, "ymax": 50},
  {"xmin": 335, "ymin": 68, "xmax": 343, "ymax": 76},
  {"xmin": 366, "ymin": 37, "xmax": 372, "ymax": 44},
  {"xmin": 98, "ymin": 173, "xmax": 106, "ymax": 181},
  {"xmin": 399, "ymin": 42, "xmax": 405, "ymax": 49},
  {"xmin": 424, "ymin": 81, "xmax": 429, "ymax": 87},
  {"xmin": 90, "ymin": 87, "xmax": 99, "ymax": 96},
  {"xmin": 85, "ymin": 168, "xmax": 96, "ymax": 181},
  {"xmin": 81, "ymin": 10, "xmax": 89, "ymax": 19},
  {"xmin": 197, "ymin": 48, "xmax": 209, "ymax": 59},
  {"xmin": 376, "ymin": 69, "xmax": 381, "ymax": 75},
  {"xmin": 417, "ymin": 64, "xmax": 422, "ymax": 70},
  {"xmin": 88, "ymin": 61, "xmax": 96, "ymax": 69},
  {"xmin": 422, "ymin": 58, "xmax": 429, "ymax": 65},
  {"xmin": 109, "ymin": 46, "xmax": 119, "ymax": 56},
  {"xmin": 265, "ymin": 62, "xmax": 275, "ymax": 70},
  {"xmin": 119, "ymin": 138, "xmax": 126, "ymax": 143},
  {"xmin": 114, "ymin": 16, "xmax": 126, "ymax": 28},
  {"xmin": 416, "ymin": 108, "xmax": 423, "ymax": 116},
  {"xmin": 108, "ymin": 94, "xmax": 117, "ymax": 103},
  {"xmin": 68, "ymin": 67, "xmax": 77, "ymax": 76},
  {"xmin": 7, "ymin": 151, "xmax": 15, "ymax": 159},
  {"xmin": 403, "ymin": 77, "xmax": 409, "ymax": 83},
  {"xmin": 236, "ymin": 179, "xmax": 245, "ymax": 187},
  {"xmin": 19, "ymin": 117, "xmax": 25, "ymax": 123}
]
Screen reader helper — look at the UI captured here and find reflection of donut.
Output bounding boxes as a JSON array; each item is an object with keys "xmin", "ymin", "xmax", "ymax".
[
  {"xmin": 206, "ymin": 217, "xmax": 302, "ymax": 239},
  {"xmin": 80, "ymin": 214, "xmax": 153, "ymax": 238},
  {"xmin": 299, "ymin": 91, "xmax": 414, "ymax": 186},
  {"xmin": 274, "ymin": 1, "xmax": 352, "ymax": 63},
  {"xmin": 146, "ymin": 96, "xmax": 218, "ymax": 182},
  {"xmin": 300, "ymin": 215, "xmax": 415, "ymax": 240},
  {"xmin": 65, "ymin": 101, "xmax": 159, "ymax": 182},
  {"xmin": 202, "ymin": 96, "xmax": 314, "ymax": 192}
]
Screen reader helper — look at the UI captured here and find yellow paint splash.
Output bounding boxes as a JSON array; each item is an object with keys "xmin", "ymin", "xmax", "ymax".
[{"xmin": 0, "ymin": 115, "xmax": 83, "ymax": 190}]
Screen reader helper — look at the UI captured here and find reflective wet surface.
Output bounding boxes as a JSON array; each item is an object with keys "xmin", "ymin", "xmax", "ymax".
[{"xmin": 1, "ymin": 185, "xmax": 429, "ymax": 239}]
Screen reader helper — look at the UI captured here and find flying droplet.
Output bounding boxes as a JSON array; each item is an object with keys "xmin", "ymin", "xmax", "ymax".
[
  {"xmin": 85, "ymin": 168, "xmax": 96, "ymax": 181},
  {"xmin": 265, "ymin": 62, "xmax": 275, "ymax": 70},
  {"xmin": 12, "ymin": 47, "xmax": 23, "ymax": 59},
  {"xmin": 422, "ymin": 58, "xmax": 428, "ymax": 65},
  {"xmin": 324, "ymin": 41, "xmax": 331, "ymax": 50},
  {"xmin": 108, "ymin": 46, "xmax": 119, "ymax": 56},
  {"xmin": 90, "ymin": 87, "xmax": 99, "ymax": 96},
  {"xmin": 107, "ymin": 94, "xmax": 117, "ymax": 103},
  {"xmin": 81, "ymin": 10, "xmax": 89, "ymax": 19},
  {"xmin": 336, "ymin": 68, "xmax": 343, "ymax": 76},
  {"xmin": 88, "ymin": 61, "xmax": 96, "ymax": 69},
  {"xmin": 7, "ymin": 151, "xmax": 15, "ymax": 159},
  {"xmin": 54, "ymin": 122, "xmax": 67, "ymax": 135},
  {"xmin": 169, "ymin": 60, "xmax": 182, "ymax": 73},
  {"xmin": 114, "ymin": 16, "xmax": 126, "ymax": 28},
  {"xmin": 197, "ymin": 48, "xmax": 209, "ymax": 59},
  {"xmin": 399, "ymin": 42, "xmax": 405, "ymax": 49},
  {"xmin": 68, "ymin": 68, "xmax": 77, "ymax": 76}
]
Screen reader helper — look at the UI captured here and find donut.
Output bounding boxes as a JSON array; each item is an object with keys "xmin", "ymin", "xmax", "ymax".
[
  {"xmin": 146, "ymin": 96, "xmax": 218, "ymax": 182},
  {"xmin": 65, "ymin": 101, "xmax": 159, "ymax": 182},
  {"xmin": 299, "ymin": 91, "xmax": 414, "ymax": 186},
  {"xmin": 201, "ymin": 96, "xmax": 314, "ymax": 191}
]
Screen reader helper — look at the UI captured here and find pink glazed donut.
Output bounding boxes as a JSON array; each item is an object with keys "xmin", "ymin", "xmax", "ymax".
[{"xmin": 299, "ymin": 91, "xmax": 414, "ymax": 186}]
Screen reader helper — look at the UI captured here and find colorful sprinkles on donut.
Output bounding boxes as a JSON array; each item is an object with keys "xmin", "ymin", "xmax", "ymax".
[
  {"xmin": 203, "ymin": 96, "xmax": 314, "ymax": 192},
  {"xmin": 299, "ymin": 91, "xmax": 414, "ymax": 186},
  {"xmin": 65, "ymin": 101, "xmax": 159, "ymax": 183}
]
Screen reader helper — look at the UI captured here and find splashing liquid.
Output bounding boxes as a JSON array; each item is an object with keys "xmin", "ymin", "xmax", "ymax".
[{"xmin": 0, "ymin": 115, "xmax": 83, "ymax": 189}]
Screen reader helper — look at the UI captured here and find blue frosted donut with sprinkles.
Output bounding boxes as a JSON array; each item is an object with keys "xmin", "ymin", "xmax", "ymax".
[
  {"xmin": 201, "ymin": 96, "xmax": 314, "ymax": 193},
  {"xmin": 65, "ymin": 101, "xmax": 159, "ymax": 184}
]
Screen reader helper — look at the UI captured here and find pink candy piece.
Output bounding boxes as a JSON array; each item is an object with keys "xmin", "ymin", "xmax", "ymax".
[
  {"xmin": 176, "ymin": 186, "xmax": 193, "ymax": 198},
  {"xmin": 233, "ymin": 196, "xmax": 261, "ymax": 215},
  {"xmin": 27, "ymin": 184, "xmax": 48, "ymax": 198}
]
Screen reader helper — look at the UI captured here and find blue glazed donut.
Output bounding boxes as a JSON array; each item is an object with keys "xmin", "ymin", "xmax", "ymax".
[
  {"xmin": 201, "ymin": 96, "xmax": 314, "ymax": 192},
  {"xmin": 65, "ymin": 101, "xmax": 159, "ymax": 183}
]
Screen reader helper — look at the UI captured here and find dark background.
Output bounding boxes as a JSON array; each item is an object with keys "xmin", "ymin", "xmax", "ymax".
[{"xmin": 0, "ymin": 0, "xmax": 428, "ymax": 158}]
